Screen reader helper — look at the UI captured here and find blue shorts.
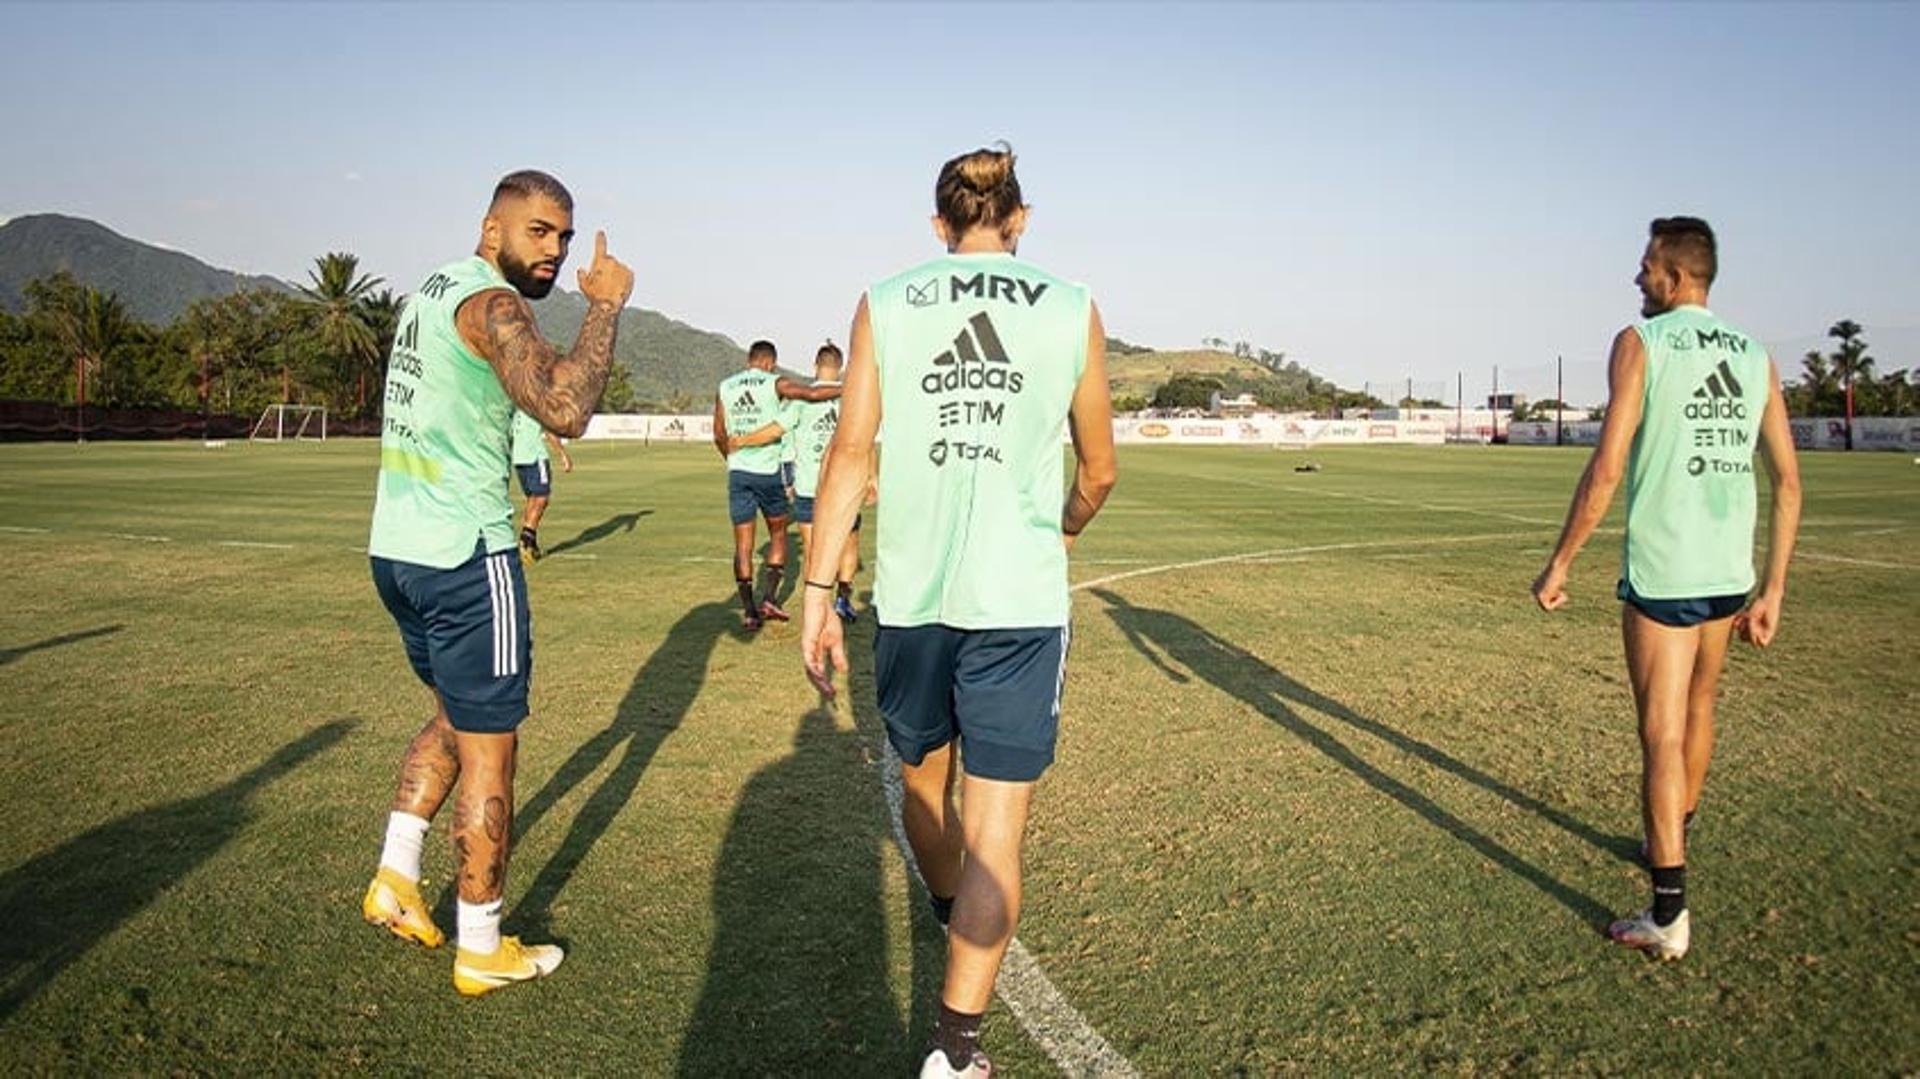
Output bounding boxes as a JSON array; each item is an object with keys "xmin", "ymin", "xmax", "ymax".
[
  {"xmin": 781, "ymin": 461, "xmax": 797, "ymax": 489},
  {"xmin": 792, "ymin": 494, "xmax": 860, "ymax": 531},
  {"xmin": 372, "ymin": 543, "xmax": 531, "ymax": 733},
  {"xmin": 874, "ymin": 623, "xmax": 1070, "ymax": 782},
  {"xmin": 728, "ymin": 470, "xmax": 790, "ymax": 526},
  {"xmin": 1617, "ymin": 580, "xmax": 1747, "ymax": 628},
  {"xmin": 515, "ymin": 460, "xmax": 552, "ymax": 498}
]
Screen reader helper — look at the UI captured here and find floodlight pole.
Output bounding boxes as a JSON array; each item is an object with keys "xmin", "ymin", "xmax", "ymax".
[
  {"xmin": 1555, "ymin": 355, "xmax": 1564, "ymax": 446},
  {"xmin": 1456, "ymin": 371, "xmax": 1463, "ymax": 442}
]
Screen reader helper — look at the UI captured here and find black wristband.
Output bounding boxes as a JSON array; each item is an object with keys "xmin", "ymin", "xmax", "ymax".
[{"xmin": 805, "ymin": 579, "xmax": 836, "ymax": 591}]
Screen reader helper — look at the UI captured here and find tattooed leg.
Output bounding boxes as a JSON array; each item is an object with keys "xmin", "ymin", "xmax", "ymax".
[
  {"xmin": 390, "ymin": 700, "xmax": 460, "ymax": 819},
  {"xmin": 452, "ymin": 729, "xmax": 518, "ymax": 904}
]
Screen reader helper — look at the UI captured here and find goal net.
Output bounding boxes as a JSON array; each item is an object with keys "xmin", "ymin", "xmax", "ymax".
[{"xmin": 250, "ymin": 404, "xmax": 328, "ymax": 442}]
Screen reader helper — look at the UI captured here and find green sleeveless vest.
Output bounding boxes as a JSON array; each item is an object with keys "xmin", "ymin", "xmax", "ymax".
[
  {"xmin": 719, "ymin": 368, "xmax": 783, "ymax": 475},
  {"xmin": 1623, "ymin": 305, "xmax": 1771, "ymax": 598},
  {"xmin": 867, "ymin": 252, "xmax": 1092, "ymax": 628},
  {"xmin": 368, "ymin": 257, "xmax": 516, "ymax": 568}
]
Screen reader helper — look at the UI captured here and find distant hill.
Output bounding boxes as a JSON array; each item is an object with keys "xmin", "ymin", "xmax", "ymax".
[
  {"xmin": 530, "ymin": 289, "xmax": 745, "ymax": 408},
  {"xmin": 1106, "ymin": 348, "xmax": 1323, "ymax": 400},
  {"xmin": 0, "ymin": 213, "xmax": 292, "ymax": 323},
  {"xmin": 0, "ymin": 212, "xmax": 755, "ymax": 405}
]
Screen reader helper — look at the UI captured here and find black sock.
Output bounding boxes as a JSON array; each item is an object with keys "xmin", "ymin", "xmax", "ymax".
[
  {"xmin": 760, "ymin": 563, "xmax": 784, "ymax": 604},
  {"xmin": 735, "ymin": 577, "xmax": 756, "ymax": 616},
  {"xmin": 836, "ymin": 581, "xmax": 852, "ymax": 600},
  {"xmin": 520, "ymin": 526, "xmax": 537, "ymax": 544},
  {"xmin": 1650, "ymin": 864, "xmax": 1686, "ymax": 926},
  {"xmin": 928, "ymin": 892, "xmax": 954, "ymax": 926},
  {"xmin": 933, "ymin": 1001, "xmax": 983, "ymax": 1070}
]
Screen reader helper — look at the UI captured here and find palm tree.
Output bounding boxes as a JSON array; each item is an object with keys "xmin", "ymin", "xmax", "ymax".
[
  {"xmin": 24, "ymin": 273, "xmax": 136, "ymax": 431},
  {"xmin": 354, "ymin": 288, "xmax": 404, "ymax": 416},
  {"xmin": 295, "ymin": 252, "xmax": 384, "ymax": 409},
  {"xmin": 1827, "ymin": 319, "xmax": 1873, "ymax": 449}
]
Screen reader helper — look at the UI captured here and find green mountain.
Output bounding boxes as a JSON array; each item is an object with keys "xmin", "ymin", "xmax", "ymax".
[
  {"xmin": 0, "ymin": 212, "xmax": 753, "ymax": 405},
  {"xmin": 530, "ymin": 289, "xmax": 744, "ymax": 408},
  {"xmin": 1106, "ymin": 348, "xmax": 1332, "ymax": 401},
  {"xmin": 0, "ymin": 213, "xmax": 292, "ymax": 323}
]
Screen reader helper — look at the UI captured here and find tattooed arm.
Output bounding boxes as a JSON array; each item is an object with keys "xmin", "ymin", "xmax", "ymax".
[{"xmin": 455, "ymin": 230, "xmax": 634, "ymax": 438}]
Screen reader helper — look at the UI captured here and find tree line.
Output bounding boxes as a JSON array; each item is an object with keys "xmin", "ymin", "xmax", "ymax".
[{"xmin": 0, "ymin": 254, "xmax": 637, "ymax": 419}]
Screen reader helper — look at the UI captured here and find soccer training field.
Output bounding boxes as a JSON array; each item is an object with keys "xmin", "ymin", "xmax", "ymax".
[{"xmin": 1, "ymin": 440, "xmax": 1914, "ymax": 1075}]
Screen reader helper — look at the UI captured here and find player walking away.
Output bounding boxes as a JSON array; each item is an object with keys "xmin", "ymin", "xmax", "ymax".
[
  {"xmin": 361, "ymin": 170, "xmax": 633, "ymax": 995},
  {"xmin": 713, "ymin": 340, "xmax": 841, "ymax": 631},
  {"xmin": 791, "ymin": 341, "xmax": 862, "ymax": 622},
  {"xmin": 800, "ymin": 145, "xmax": 1117, "ymax": 1077},
  {"xmin": 511, "ymin": 409, "xmax": 573, "ymax": 565},
  {"xmin": 1533, "ymin": 217, "xmax": 1801, "ymax": 960}
]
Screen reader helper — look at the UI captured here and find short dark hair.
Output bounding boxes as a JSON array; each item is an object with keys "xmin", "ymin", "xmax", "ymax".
[
  {"xmin": 748, "ymin": 340, "xmax": 778, "ymax": 361},
  {"xmin": 1648, "ymin": 216, "xmax": 1716, "ymax": 285},
  {"xmin": 816, "ymin": 340, "xmax": 843, "ymax": 363},
  {"xmin": 491, "ymin": 169, "xmax": 574, "ymax": 212}
]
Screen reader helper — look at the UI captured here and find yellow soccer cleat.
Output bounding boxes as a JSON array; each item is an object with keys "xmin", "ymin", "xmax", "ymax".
[
  {"xmin": 361, "ymin": 867, "xmax": 445, "ymax": 949},
  {"xmin": 452, "ymin": 936, "xmax": 565, "ymax": 997}
]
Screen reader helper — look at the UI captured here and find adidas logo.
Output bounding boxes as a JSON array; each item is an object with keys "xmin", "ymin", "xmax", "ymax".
[
  {"xmin": 396, "ymin": 316, "xmax": 419, "ymax": 353},
  {"xmin": 1685, "ymin": 360, "xmax": 1748, "ymax": 420},
  {"xmin": 921, "ymin": 313, "xmax": 1024, "ymax": 395},
  {"xmin": 732, "ymin": 391, "xmax": 756, "ymax": 411}
]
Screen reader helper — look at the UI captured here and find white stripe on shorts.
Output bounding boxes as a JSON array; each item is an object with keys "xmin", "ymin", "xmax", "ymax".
[
  {"xmin": 1051, "ymin": 623, "xmax": 1072, "ymax": 718},
  {"xmin": 500, "ymin": 554, "xmax": 520, "ymax": 675},
  {"xmin": 538, "ymin": 459, "xmax": 550, "ymax": 487},
  {"xmin": 485, "ymin": 554, "xmax": 509, "ymax": 678}
]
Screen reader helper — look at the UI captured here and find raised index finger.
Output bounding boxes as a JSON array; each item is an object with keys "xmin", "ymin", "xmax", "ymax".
[{"xmin": 593, "ymin": 230, "xmax": 608, "ymax": 263}]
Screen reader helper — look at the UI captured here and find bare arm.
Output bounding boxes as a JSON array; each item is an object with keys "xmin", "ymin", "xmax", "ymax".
[
  {"xmin": 711, "ymin": 396, "xmax": 729, "ymax": 460},
  {"xmin": 454, "ymin": 230, "xmax": 633, "ymax": 438},
  {"xmin": 1062, "ymin": 302, "xmax": 1117, "ymax": 548},
  {"xmin": 1742, "ymin": 362, "xmax": 1802, "ymax": 646},
  {"xmin": 730, "ymin": 421, "xmax": 786, "ymax": 450},
  {"xmin": 800, "ymin": 295, "xmax": 880, "ymax": 696},
  {"xmin": 1533, "ymin": 327, "xmax": 1646, "ymax": 609},
  {"xmin": 775, "ymin": 376, "xmax": 844, "ymax": 403},
  {"xmin": 544, "ymin": 430, "xmax": 572, "ymax": 472}
]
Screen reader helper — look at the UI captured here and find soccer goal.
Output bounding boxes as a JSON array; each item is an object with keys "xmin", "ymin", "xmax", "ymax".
[{"xmin": 250, "ymin": 404, "xmax": 328, "ymax": 442}]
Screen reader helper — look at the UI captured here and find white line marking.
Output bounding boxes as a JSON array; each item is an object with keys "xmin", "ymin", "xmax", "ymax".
[
  {"xmin": 108, "ymin": 532, "xmax": 171, "ymax": 543},
  {"xmin": 552, "ymin": 552, "xmax": 599, "ymax": 561},
  {"xmin": 0, "ymin": 525, "xmax": 50, "ymax": 533},
  {"xmin": 1797, "ymin": 551, "xmax": 1919, "ymax": 571},
  {"xmin": 1071, "ymin": 531, "xmax": 1534, "ymax": 593},
  {"xmin": 871, "ymin": 738, "xmax": 1139, "ymax": 1078},
  {"xmin": 1852, "ymin": 527, "xmax": 1902, "ymax": 537},
  {"xmin": 217, "ymin": 540, "xmax": 294, "ymax": 550}
]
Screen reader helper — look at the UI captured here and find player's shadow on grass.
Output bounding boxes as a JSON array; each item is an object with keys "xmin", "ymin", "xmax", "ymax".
[
  {"xmin": 677, "ymin": 703, "xmax": 927, "ymax": 1074},
  {"xmin": 0, "ymin": 720, "xmax": 352, "ymax": 1020},
  {"xmin": 0, "ymin": 623, "xmax": 123, "ymax": 667},
  {"xmin": 1095, "ymin": 589, "xmax": 1618, "ymax": 928},
  {"xmin": 546, "ymin": 510, "xmax": 652, "ymax": 557},
  {"xmin": 492, "ymin": 600, "xmax": 736, "ymax": 937}
]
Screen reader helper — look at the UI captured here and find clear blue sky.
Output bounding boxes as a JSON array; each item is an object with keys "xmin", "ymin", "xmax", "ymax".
[{"xmin": 4, "ymin": 1, "xmax": 1916, "ymax": 405}]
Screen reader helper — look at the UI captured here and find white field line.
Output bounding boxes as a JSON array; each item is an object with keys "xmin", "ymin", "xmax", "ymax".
[
  {"xmin": 1070, "ymin": 531, "xmax": 1536, "ymax": 593},
  {"xmin": 1852, "ymin": 526, "xmax": 1903, "ymax": 537},
  {"xmin": 0, "ymin": 525, "xmax": 50, "ymax": 533},
  {"xmin": 217, "ymin": 540, "xmax": 294, "ymax": 550},
  {"xmin": 871, "ymin": 736, "xmax": 1140, "ymax": 1078},
  {"xmin": 107, "ymin": 532, "xmax": 171, "ymax": 543},
  {"xmin": 1796, "ymin": 551, "xmax": 1919, "ymax": 571}
]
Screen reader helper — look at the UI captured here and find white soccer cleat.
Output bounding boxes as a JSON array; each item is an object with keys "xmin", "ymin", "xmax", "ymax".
[
  {"xmin": 1608, "ymin": 909, "xmax": 1690, "ymax": 960},
  {"xmin": 919, "ymin": 1047, "xmax": 992, "ymax": 1078}
]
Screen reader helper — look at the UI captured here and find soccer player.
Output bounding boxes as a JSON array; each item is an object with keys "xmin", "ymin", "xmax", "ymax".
[
  {"xmin": 1533, "ymin": 216, "xmax": 1801, "ymax": 960},
  {"xmin": 791, "ymin": 341, "xmax": 862, "ymax": 623},
  {"xmin": 713, "ymin": 341, "xmax": 840, "ymax": 631},
  {"xmin": 800, "ymin": 145, "xmax": 1117, "ymax": 1076},
  {"xmin": 361, "ymin": 170, "xmax": 633, "ymax": 995},
  {"xmin": 511, "ymin": 409, "xmax": 573, "ymax": 565}
]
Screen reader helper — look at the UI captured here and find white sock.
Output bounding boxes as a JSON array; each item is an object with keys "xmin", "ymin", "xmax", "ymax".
[
  {"xmin": 378, "ymin": 812, "xmax": 431, "ymax": 881},
  {"xmin": 458, "ymin": 899, "xmax": 503, "ymax": 955}
]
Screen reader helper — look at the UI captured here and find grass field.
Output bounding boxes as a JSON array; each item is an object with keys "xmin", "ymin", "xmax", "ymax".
[{"xmin": 1, "ymin": 439, "xmax": 1915, "ymax": 1075}]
